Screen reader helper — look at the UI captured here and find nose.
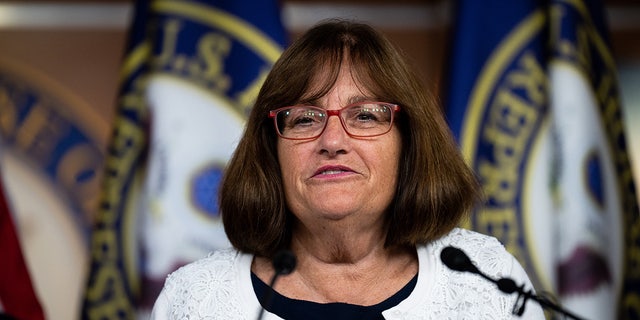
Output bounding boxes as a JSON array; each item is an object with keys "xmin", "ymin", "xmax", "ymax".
[{"xmin": 317, "ymin": 115, "xmax": 349, "ymax": 155}]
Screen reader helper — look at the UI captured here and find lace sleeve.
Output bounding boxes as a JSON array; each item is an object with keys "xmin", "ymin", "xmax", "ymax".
[
  {"xmin": 148, "ymin": 249, "xmax": 253, "ymax": 320},
  {"xmin": 149, "ymin": 287, "xmax": 171, "ymax": 320},
  {"xmin": 431, "ymin": 228, "xmax": 546, "ymax": 319}
]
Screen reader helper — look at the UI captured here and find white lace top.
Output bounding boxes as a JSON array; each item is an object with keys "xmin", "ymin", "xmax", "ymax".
[{"xmin": 150, "ymin": 228, "xmax": 545, "ymax": 319}]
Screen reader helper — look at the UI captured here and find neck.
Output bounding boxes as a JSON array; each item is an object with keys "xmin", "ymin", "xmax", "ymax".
[
  {"xmin": 291, "ymin": 218, "xmax": 387, "ymax": 264},
  {"xmin": 282, "ymin": 236, "xmax": 416, "ymax": 305},
  {"xmin": 255, "ymin": 217, "xmax": 417, "ymax": 305}
]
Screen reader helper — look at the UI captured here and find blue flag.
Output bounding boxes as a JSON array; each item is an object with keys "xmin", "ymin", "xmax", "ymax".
[
  {"xmin": 444, "ymin": 0, "xmax": 640, "ymax": 318},
  {"xmin": 81, "ymin": 0, "xmax": 287, "ymax": 318}
]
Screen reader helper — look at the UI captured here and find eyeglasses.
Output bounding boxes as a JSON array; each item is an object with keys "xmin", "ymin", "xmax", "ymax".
[{"xmin": 269, "ymin": 102, "xmax": 400, "ymax": 140}]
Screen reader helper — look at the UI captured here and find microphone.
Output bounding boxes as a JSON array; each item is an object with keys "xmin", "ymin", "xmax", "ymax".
[
  {"xmin": 256, "ymin": 249, "xmax": 297, "ymax": 320},
  {"xmin": 440, "ymin": 246, "xmax": 479, "ymax": 273},
  {"xmin": 272, "ymin": 249, "xmax": 297, "ymax": 276},
  {"xmin": 441, "ymin": 246, "xmax": 528, "ymax": 296},
  {"xmin": 440, "ymin": 246, "xmax": 586, "ymax": 320}
]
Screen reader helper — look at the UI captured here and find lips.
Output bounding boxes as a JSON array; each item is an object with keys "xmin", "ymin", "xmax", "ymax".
[{"xmin": 313, "ymin": 165, "xmax": 354, "ymax": 177}]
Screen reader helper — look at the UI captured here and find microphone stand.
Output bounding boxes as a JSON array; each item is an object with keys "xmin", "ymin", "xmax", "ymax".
[
  {"xmin": 490, "ymin": 275, "xmax": 585, "ymax": 319},
  {"xmin": 440, "ymin": 246, "xmax": 586, "ymax": 320},
  {"xmin": 255, "ymin": 274, "xmax": 280, "ymax": 320},
  {"xmin": 256, "ymin": 250, "xmax": 297, "ymax": 320}
]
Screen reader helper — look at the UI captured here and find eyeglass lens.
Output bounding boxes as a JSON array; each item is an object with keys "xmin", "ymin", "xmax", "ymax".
[{"xmin": 275, "ymin": 103, "xmax": 394, "ymax": 139}]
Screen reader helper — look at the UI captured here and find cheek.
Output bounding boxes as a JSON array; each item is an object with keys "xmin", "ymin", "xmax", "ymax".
[
  {"xmin": 277, "ymin": 142, "xmax": 304, "ymax": 192},
  {"xmin": 380, "ymin": 150, "xmax": 400, "ymax": 186},
  {"xmin": 380, "ymin": 131, "xmax": 402, "ymax": 168},
  {"xmin": 277, "ymin": 142, "xmax": 288, "ymax": 174},
  {"xmin": 379, "ymin": 133, "xmax": 402, "ymax": 187}
]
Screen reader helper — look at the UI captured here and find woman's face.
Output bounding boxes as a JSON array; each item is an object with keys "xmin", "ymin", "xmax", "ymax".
[{"xmin": 277, "ymin": 65, "xmax": 402, "ymax": 228}]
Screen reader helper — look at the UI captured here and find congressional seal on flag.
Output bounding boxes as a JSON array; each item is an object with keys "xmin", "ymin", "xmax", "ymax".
[
  {"xmin": 139, "ymin": 1, "xmax": 287, "ymax": 306},
  {"xmin": 444, "ymin": 0, "xmax": 640, "ymax": 318},
  {"xmin": 81, "ymin": 0, "xmax": 288, "ymax": 317}
]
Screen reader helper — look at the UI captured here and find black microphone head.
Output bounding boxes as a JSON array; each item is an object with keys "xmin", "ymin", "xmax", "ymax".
[
  {"xmin": 496, "ymin": 278, "xmax": 518, "ymax": 294},
  {"xmin": 273, "ymin": 250, "xmax": 297, "ymax": 275},
  {"xmin": 440, "ymin": 246, "xmax": 479, "ymax": 274}
]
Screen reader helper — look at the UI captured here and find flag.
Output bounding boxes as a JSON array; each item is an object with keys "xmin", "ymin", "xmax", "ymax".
[
  {"xmin": 0, "ymin": 165, "xmax": 45, "ymax": 320},
  {"xmin": 81, "ymin": 0, "xmax": 287, "ymax": 318},
  {"xmin": 444, "ymin": 0, "xmax": 640, "ymax": 319}
]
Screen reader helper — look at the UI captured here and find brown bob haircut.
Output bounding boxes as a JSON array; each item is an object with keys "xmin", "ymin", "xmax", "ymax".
[{"xmin": 220, "ymin": 19, "xmax": 481, "ymax": 258}]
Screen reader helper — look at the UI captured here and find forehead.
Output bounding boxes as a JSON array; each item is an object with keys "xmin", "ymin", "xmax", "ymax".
[{"xmin": 302, "ymin": 59, "xmax": 375, "ymax": 102}]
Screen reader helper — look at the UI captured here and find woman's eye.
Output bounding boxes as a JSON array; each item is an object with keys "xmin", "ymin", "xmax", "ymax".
[
  {"xmin": 355, "ymin": 112, "xmax": 377, "ymax": 121},
  {"xmin": 292, "ymin": 116, "xmax": 315, "ymax": 126}
]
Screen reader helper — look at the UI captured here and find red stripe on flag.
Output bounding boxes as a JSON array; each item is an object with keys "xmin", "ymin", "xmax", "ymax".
[{"xmin": 0, "ymin": 177, "xmax": 45, "ymax": 320}]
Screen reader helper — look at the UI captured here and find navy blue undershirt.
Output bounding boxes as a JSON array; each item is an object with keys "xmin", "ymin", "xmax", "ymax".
[{"xmin": 251, "ymin": 272, "xmax": 418, "ymax": 319}]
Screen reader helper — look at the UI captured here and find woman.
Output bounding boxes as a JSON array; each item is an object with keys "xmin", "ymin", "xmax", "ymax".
[{"xmin": 151, "ymin": 20, "xmax": 544, "ymax": 319}]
